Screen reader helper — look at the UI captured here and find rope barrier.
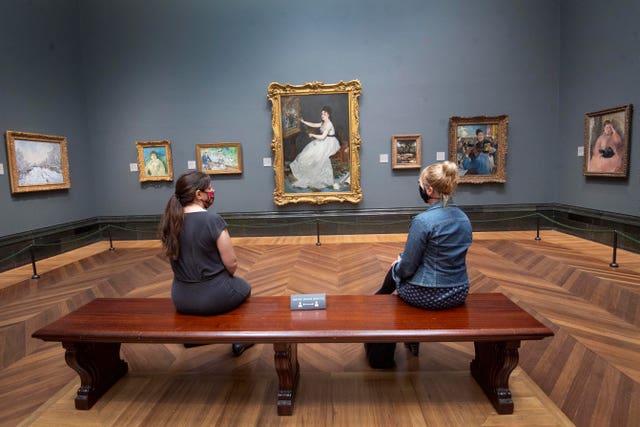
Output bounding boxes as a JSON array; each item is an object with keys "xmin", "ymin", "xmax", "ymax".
[
  {"xmin": 107, "ymin": 224, "xmax": 158, "ymax": 233},
  {"xmin": 471, "ymin": 213, "xmax": 540, "ymax": 223},
  {"xmin": 0, "ymin": 244, "xmax": 32, "ymax": 264},
  {"xmin": 617, "ymin": 230, "xmax": 640, "ymax": 245},
  {"xmin": 1, "ymin": 213, "xmax": 638, "ymax": 277},
  {"xmin": 29, "ymin": 227, "xmax": 107, "ymax": 247},
  {"xmin": 534, "ymin": 213, "xmax": 615, "ymax": 233}
]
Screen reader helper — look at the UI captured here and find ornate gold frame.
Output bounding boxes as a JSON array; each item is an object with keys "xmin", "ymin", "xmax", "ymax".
[
  {"xmin": 583, "ymin": 104, "xmax": 632, "ymax": 177},
  {"xmin": 135, "ymin": 140, "xmax": 173, "ymax": 182},
  {"xmin": 267, "ymin": 80, "xmax": 362, "ymax": 205},
  {"xmin": 448, "ymin": 115, "xmax": 509, "ymax": 184},
  {"xmin": 5, "ymin": 130, "xmax": 71, "ymax": 193},
  {"xmin": 391, "ymin": 134, "xmax": 422, "ymax": 170},
  {"xmin": 196, "ymin": 142, "xmax": 243, "ymax": 175}
]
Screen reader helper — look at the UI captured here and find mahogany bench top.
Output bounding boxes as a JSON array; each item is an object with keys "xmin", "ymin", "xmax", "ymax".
[{"xmin": 33, "ymin": 293, "xmax": 552, "ymax": 344}]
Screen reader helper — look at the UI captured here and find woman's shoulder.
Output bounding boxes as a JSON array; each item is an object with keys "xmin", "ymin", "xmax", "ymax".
[
  {"xmin": 185, "ymin": 210, "xmax": 222, "ymax": 221},
  {"xmin": 205, "ymin": 210, "xmax": 227, "ymax": 226}
]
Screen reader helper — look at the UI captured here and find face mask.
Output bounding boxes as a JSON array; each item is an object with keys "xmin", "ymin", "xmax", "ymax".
[
  {"xmin": 418, "ymin": 183, "xmax": 430, "ymax": 204},
  {"xmin": 203, "ymin": 190, "xmax": 214, "ymax": 208}
]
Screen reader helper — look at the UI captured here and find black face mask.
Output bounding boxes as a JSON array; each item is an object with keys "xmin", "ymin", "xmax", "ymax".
[{"xmin": 418, "ymin": 183, "xmax": 430, "ymax": 204}]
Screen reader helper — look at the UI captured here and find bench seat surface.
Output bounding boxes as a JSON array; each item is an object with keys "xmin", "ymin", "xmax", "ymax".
[{"xmin": 33, "ymin": 293, "xmax": 552, "ymax": 344}]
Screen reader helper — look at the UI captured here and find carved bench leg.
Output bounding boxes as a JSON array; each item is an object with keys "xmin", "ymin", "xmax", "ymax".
[
  {"xmin": 470, "ymin": 340, "xmax": 520, "ymax": 414},
  {"xmin": 273, "ymin": 342, "xmax": 299, "ymax": 416},
  {"xmin": 63, "ymin": 342, "xmax": 128, "ymax": 410}
]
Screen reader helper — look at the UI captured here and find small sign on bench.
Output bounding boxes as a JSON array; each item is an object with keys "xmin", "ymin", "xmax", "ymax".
[{"xmin": 290, "ymin": 293, "xmax": 326, "ymax": 310}]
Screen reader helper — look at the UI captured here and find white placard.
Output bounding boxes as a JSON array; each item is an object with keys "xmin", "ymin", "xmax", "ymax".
[
  {"xmin": 379, "ymin": 154, "xmax": 389, "ymax": 163},
  {"xmin": 187, "ymin": 160, "xmax": 196, "ymax": 169},
  {"xmin": 263, "ymin": 157, "xmax": 272, "ymax": 167},
  {"xmin": 129, "ymin": 163, "xmax": 138, "ymax": 172},
  {"xmin": 436, "ymin": 151, "xmax": 445, "ymax": 161},
  {"xmin": 0, "ymin": 163, "xmax": 4, "ymax": 175},
  {"xmin": 577, "ymin": 146, "xmax": 584, "ymax": 157}
]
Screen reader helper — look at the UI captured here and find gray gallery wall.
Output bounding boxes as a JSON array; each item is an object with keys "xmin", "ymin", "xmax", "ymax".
[
  {"xmin": 0, "ymin": 0, "xmax": 637, "ymax": 238},
  {"xmin": 557, "ymin": 0, "xmax": 640, "ymax": 215},
  {"xmin": 0, "ymin": 0, "xmax": 94, "ymax": 237},
  {"xmin": 78, "ymin": 0, "xmax": 560, "ymax": 217}
]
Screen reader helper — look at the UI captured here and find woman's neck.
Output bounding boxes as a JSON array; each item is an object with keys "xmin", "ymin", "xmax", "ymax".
[{"xmin": 183, "ymin": 203, "xmax": 206, "ymax": 213}]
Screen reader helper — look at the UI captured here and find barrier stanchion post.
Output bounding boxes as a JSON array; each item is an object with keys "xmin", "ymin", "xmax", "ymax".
[
  {"xmin": 29, "ymin": 247, "xmax": 40, "ymax": 279},
  {"xmin": 610, "ymin": 230, "xmax": 619, "ymax": 268},
  {"xmin": 316, "ymin": 220, "xmax": 321, "ymax": 246},
  {"xmin": 108, "ymin": 228, "xmax": 115, "ymax": 251},
  {"xmin": 535, "ymin": 216, "xmax": 541, "ymax": 241}
]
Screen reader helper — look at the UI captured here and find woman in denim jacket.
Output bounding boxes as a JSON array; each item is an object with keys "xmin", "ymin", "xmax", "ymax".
[{"xmin": 376, "ymin": 161, "xmax": 472, "ymax": 310}]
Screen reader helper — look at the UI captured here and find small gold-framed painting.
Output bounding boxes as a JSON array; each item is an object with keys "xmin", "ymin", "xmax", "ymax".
[
  {"xmin": 267, "ymin": 80, "xmax": 362, "ymax": 206},
  {"xmin": 583, "ymin": 104, "xmax": 632, "ymax": 177},
  {"xmin": 135, "ymin": 140, "xmax": 173, "ymax": 182},
  {"xmin": 391, "ymin": 134, "xmax": 422, "ymax": 169},
  {"xmin": 196, "ymin": 142, "xmax": 243, "ymax": 175},
  {"xmin": 4, "ymin": 130, "xmax": 71, "ymax": 193},
  {"xmin": 448, "ymin": 115, "xmax": 509, "ymax": 184}
]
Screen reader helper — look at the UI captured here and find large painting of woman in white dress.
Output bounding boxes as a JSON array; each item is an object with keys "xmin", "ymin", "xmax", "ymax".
[
  {"xmin": 286, "ymin": 105, "xmax": 348, "ymax": 191},
  {"xmin": 268, "ymin": 80, "xmax": 362, "ymax": 206}
]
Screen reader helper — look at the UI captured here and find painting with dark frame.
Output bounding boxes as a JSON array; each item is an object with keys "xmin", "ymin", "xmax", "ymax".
[
  {"xmin": 448, "ymin": 115, "xmax": 509, "ymax": 184},
  {"xmin": 5, "ymin": 130, "xmax": 71, "ymax": 194},
  {"xmin": 268, "ymin": 80, "xmax": 362, "ymax": 205},
  {"xmin": 196, "ymin": 142, "xmax": 243, "ymax": 175},
  {"xmin": 391, "ymin": 134, "xmax": 422, "ymax": 170},
  {"xmin": 136, "ymin": 140, "xmax": 173, "ymax": 182},
  {"xmin": 583, "ymin": 104, "xmax": 632, "ymax": 177}
]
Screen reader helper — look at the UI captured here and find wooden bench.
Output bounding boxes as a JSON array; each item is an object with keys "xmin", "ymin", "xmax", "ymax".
[{"xmin": 32, "ymin": 293, "xmax": 553, "ymax": 415}]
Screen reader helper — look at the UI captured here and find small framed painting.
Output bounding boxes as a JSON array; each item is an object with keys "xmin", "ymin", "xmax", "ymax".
[
  {"xmin": 448, "ymin": 115, "xmax": 509, "ymax": 184},
  {"xmin": 391, "ymin": 134, "xmax": 422, "ymax": 170},
  {"xmin": 196, "ymin": 142, "xmax": 243, "ymax": 175},
  {"xmin": 583, "ymin": 104, "xmax": 632, "ymax": 177},
  {"xmin": 136, "ymin": 140, "xmax": 173, "ymax": 182},
  {"xmin": 282, "ymin": 97, "xmax": 302, "ymax": 139},
  {"xmin": 5, "ymin": 130, "xmax": 71, "ymax": 193}
]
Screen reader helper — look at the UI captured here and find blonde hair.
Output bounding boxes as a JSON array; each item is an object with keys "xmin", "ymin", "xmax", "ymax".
[{"xmin": 419, "ymin": 161, "xmax": 459, "ymax": 206}]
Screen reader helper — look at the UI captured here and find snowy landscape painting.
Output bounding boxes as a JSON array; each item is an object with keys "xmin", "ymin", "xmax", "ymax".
[
  {"xmin": 5, "ymin": 131, "xmax": 70, "ymax": 193},
  {"xmin": 15, "ymin": 140, "xmax": 64, "ymax": 185}
]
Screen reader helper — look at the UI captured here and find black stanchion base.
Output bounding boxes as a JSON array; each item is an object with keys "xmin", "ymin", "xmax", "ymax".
[
  {"xmin": 109, "ymin": 247, "xmax": 115, "ymax": 251},
  {"xmin": 31, "ymin": 274, "xmax": 40, "ymax": 279},
  {"xmin": 315, "ymin": 242, "xmax": 321, "ymax": 247},
  {"xmin": 534, "ymin": 237, "xmax": 541, "ymax": 241},
  {"xmin": 609, "ymin": 263, "xmax": 619, "ymax": 268}
]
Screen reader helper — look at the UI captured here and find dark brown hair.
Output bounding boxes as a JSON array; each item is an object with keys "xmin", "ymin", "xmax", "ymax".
[{"xmin": 159, "ymin": 171, "xmax": 211, "ymax": 260}]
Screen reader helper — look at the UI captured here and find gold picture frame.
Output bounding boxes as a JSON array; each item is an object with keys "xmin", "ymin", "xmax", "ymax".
[
  {"xmin": 583, "ymin": 104, "xmax": 632, "ymax": 177},
  {"xmin": 135, "ymin": 140, "xmax": 173, "ymax": 182},
  {"xmin": 391, "ymin": 134, "xmax": 422, "ymax": 170},
  {"xmin": 268, "ymin": 80, "xmax": 362, "ymax": 206},
  {"xmin": 448, "ymin": 115, "xmax": 509, "ymax": 184},
  {"xmin": 5, "ymin": 130, "xmax": 71, "ymax": 193},
  {"xmin": 196, "ymin": 142, "xmax": 243, "ymax": 175}
]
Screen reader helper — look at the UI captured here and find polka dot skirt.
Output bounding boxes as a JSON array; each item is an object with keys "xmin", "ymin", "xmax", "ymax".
[{"xmin": 397, "ymin": 283, "xmax": 469, "ymax": 310}]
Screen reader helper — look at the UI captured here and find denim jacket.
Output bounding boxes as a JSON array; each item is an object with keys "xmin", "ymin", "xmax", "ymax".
[{"xmin": 392, "ymin": 201, "xmax": 472, "ymax": 288}]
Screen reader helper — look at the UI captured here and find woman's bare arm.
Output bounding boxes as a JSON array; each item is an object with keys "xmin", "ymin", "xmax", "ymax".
[{"xmin": 216, "ymin": 229, "xmax": 238, "ymax": 275}]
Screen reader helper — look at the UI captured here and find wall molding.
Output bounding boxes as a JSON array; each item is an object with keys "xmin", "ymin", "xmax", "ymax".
[{"xmin": 1, "ymin": 203, "xmax": 638, "ymax": 272}]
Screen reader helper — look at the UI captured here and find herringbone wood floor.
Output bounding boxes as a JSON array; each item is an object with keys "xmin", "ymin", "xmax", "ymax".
[{"xmin": 1, "ymin": 231, "xmax": 638, "ymax": 426}]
